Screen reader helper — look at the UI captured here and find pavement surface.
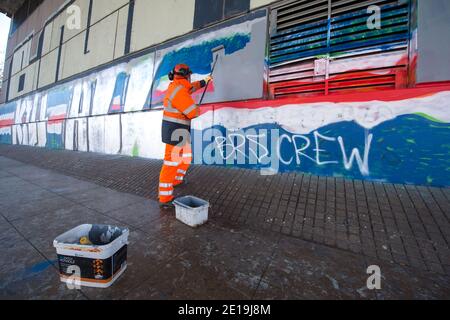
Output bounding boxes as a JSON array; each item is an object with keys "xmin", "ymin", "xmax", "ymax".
[{"xmin": 0, "ymin": 144, "xmax": 449, "ymax": 300}]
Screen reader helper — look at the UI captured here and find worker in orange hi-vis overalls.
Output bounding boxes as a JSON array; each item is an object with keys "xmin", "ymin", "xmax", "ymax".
[{"xmin": 159, "ymin": 64, "xmax": 212, "ymax": 209}]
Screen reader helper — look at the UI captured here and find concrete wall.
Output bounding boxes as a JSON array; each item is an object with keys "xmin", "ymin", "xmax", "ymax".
[
  {"xmin": 2, "ymin": 0, "xmax": 280, "ymax": 103},
  {"xmin": 250, "ymin": 0, "xmax": 279, "ymax": 9},
  {"xmin": 131, "ymin": 0, "xmax": 196, "ymax": 52},
  {"xmin": 0, "ymin": 11, "xmax": 268, "ymax": 161},
  {"xmin": 1, "ymin": 0, "xmax": 450, "ymax": 188},
  {"xmin": 1, "ymin": 0, "xmax": 67, "ymax": 103}
]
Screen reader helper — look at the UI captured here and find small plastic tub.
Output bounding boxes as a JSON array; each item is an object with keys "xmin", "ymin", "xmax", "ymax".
[
  {"xmin": 53, "ymin": 224, "xmax": 129, "ymax": 288},
  {"xmin": 173, "ymin": 196, "xmax": 209, "ymax": 228}
]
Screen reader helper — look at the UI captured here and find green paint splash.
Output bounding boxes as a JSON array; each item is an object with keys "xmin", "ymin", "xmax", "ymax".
[
  {"xmin": 132, "ymin": 141, "xmax": 140, "ymax": 157},
  {"xmin": 414, "ymin": 113, "xmax": 446, "ymax": 124}
]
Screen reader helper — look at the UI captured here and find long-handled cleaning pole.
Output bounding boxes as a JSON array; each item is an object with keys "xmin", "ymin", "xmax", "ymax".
[{"xmin": 199, "ymin": 45, "xmax": 223, "ymax": 106}]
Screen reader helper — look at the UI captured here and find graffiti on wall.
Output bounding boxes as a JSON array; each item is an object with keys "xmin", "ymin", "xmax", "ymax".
[
  {"xmin": 192, "ymin": 89, "xmax": 450, "ymax": 186},
  {"xmin": 147, "ymin": 10, "xmax": 267, "ymax": 108},
  {"xmin": 109, "ymin": 72, "xmax": 130, "ymax": 114},
  {"xmin": 0, "ymin": 11, "xmax": 266, "ymax": 159},
  {"xmin": 0, "ymin": 102, "xmax": 16, "ymax": 144},
  {"xmin": 0, "ymin": 6, "xmax": 449, "ymax": 188},
  {"xmin": 46, "ymin": 86, "xmax": 73, "ymax": 149},
  {"xmin": 269, "ymin": 2, "xmax": 412, "ymax": 98}
]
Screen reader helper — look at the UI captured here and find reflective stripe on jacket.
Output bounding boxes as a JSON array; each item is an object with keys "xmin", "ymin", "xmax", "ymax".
[
  {"xmin": 161, "ymin": 78, "xmax": 205, "ymax": 146},
  {"xmin": 163, "ymin": 79, "xmax": 204, "ymax": 125}
]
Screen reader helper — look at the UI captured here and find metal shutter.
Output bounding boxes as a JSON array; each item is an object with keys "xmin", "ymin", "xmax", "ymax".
[{"xmin": 269, "ymin": 0, "xmax": 411, "ymax": 98}]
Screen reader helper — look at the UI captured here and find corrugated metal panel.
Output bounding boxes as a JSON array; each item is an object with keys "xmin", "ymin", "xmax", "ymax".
[
  {"xmin": 277, "ymin": 0, "xmax": 329, "ymax": 30},
  {"xmin": 269, "ymin": 0, "xmax": 411, "ymax": 98}
]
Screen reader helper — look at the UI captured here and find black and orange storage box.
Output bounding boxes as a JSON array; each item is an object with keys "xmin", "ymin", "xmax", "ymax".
[{"xmin": 53, "ymin": 224, "xmax": 129, "ymax": 288}]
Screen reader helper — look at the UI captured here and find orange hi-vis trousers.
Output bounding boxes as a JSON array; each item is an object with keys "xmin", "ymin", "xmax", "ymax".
[{"xmin": 158, "ymin": 143, "xmax": 192, "ymax": 203}]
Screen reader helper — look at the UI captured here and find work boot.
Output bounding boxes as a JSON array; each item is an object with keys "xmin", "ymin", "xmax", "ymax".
[{"xmin": 159, "ymin": 201, "xmax": 175, "ymax": 210}]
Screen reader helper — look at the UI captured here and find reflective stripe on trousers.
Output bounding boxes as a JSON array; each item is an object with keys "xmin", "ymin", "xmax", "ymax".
[{"xmin": 159, "ymin": 143, "xmax": 192, "ymax": 203}]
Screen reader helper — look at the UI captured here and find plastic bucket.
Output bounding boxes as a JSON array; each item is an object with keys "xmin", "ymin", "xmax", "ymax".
[
  {"xmin": 173, "ymin": 196, "xmax": 209, "ymax": 228},
  {"xmin": 53, "ymin": 224, "xmax": 129, "ymax": 288}
]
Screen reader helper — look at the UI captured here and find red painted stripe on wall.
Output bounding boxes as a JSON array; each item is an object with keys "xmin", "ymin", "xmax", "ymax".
[
  {"xmin": 199, "ymin": 84, "xmax": 450, "ymax": 115},
  {"xmin": 0, "ymin": 120, "xmax": 14, "ymax": 127}
]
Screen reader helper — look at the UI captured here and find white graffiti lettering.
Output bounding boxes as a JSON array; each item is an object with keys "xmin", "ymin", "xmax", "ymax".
[
  {"xmin": 203, "ymin": 129, "xmax": 373, "ymax": 176},
  {"xmin": 338, "ymin": 132, "xmax": 373, "ymax": 176},
  {"xmin": 314, "ymin": 131, "xmax": 339, "ymax": 166}
]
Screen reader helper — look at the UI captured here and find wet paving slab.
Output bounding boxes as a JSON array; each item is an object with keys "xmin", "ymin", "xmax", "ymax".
[
  {"xmin": 150, "ymin": 222, "xmax": 280, "ymax": 280},
  {"xmin": 124, "ymin": 250, "xmax": 258, "ymax": 300},
  {"xmin": 0, "ymin": 179, "xmax": 60, "ymax": 206},
  {"xmin": 9, "ymin": 204, "xmax": 101, "ymax": 242},
  {"xmin": 0, "ymin": 170, "xmax": 13, "ymax": 179},
  {"xmin": 2, "ymin": 195, "xmax": 76, "ymax": 222},
  {"xmin": 255, "ymin": 236, "xmax": 377, "ymax": 300},
  {"xmin": 0, "ymin": 231, "xmax": 86, "ymax": 300},
  {"xmin": 0, "ymin": 149, "xmax": 449, "ymax": 299},
  {"xmin": 103, "ymin": 199, "xmax": 164, "ymax": 229},
  {"xmin": 80, "ymin": 229, "xmax": 185, "ymax": 300},
  {"xmin": 0, "ymin": 266, "xmax": 88, "ymax": 300},
  {"xmin": 0, "ymin": 175, "xmax": 33, "ymax": 191},
  {"xmin": 369, "ymin": 259, "xmax": 450, "ymax": 300},
  {"xmin": 79, "ymin": 192, "xmax": 145, "ymax": 214}
]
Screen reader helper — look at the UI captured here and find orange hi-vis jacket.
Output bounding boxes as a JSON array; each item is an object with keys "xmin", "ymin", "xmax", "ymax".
[
  {"xmin": 161, "ymin": 78, "xmax": 205, "ymax": 145},
  {"xmin": 163, "ymin": 78, "xmax": 204, "ymax": 124}
]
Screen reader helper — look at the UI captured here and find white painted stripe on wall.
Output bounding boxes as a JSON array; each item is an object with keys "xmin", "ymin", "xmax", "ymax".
[{"xmin": 193, "ymin": 91, "xmax": 450, "ymax": 134}]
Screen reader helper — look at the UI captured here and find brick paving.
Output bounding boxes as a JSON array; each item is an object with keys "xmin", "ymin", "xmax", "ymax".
[{"xmin": 0, "ymin": 144, "xmax": 449, "ymax": 277}]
